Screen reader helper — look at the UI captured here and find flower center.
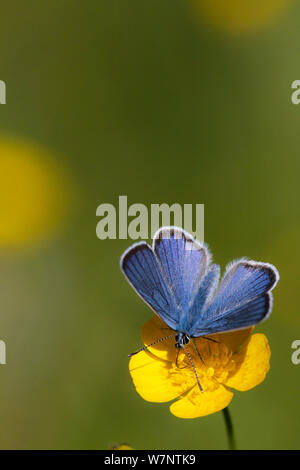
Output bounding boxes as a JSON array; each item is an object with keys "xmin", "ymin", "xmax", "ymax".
[{"xmin": 169, "ymin": 337, "xmax": 235, "ymax": 393}]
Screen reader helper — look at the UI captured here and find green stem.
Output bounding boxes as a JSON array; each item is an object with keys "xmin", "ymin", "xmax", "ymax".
[{"xmin": 222, "ymin": 407, "xmax": 236, "ymax": 450}]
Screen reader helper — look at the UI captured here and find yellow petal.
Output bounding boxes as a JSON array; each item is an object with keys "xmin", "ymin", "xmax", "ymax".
[
  {"xmin": 141, "ymin": 315, "xmax": 177, "ymax": 362},
  {"xmin": 170, "ymin": 384, "xmax": 233, "ymax": 419},
  {"xmin": 209, "ymin": 327, "xmax": 254, "ymax": 353},
  {"xmin": 142, "ymin": 315, "xmax": 254, "ymax": 360},
  {"xmin": 129, "ymin": 350, "xmax": 182, "ymax": 402},
  {"xmin": 225, "ymin": 334, "xmax": 271, "ymax": 391}
]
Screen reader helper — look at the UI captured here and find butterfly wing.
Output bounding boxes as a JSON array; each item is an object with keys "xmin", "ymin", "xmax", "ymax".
[
  {"xmin": 183, "ymin": 263, "xmax": 220, "ymax": 332},
  {"xmin": 121, "ymin": 227, "xmax": 211, "ymax": 331},
  {"xmin": 190, "ymin": 260, "xmax": 279, "ymax": 336},
  {"xmin": 153, "ymin": 227, "xmax": 210, "ymax": 317},
  {"xmin": 120, "ymin": 241, "xmax": 179, "ymax": 330}
]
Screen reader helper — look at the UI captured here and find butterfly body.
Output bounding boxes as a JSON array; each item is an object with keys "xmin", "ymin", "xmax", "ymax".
[{"xmin": 175, "ymin": 332, "xmax": 191, "ymax": 349}]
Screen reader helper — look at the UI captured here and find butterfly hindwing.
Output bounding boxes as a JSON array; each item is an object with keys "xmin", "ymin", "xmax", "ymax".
[
  {"xmin": 196, "ymin": 295, "xmax": 271, "ymax": 335},
  {"xmin": 153, "ymin": 227, "xmax": 210, "ymax": 314},
  {"xmin": 182, "ymin": 263, "xmax": 220, "ymax": 331}
]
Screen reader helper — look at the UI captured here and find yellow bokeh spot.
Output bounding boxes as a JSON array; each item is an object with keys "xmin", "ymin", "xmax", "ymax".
[
  {"xmin": 190, "ymin": 0, "xmax": 292, "ymax": 35},
  {"xmin": 111, "ymin": 444, "xmax": 134, "ymax": 450},
  {"xmin": 0, "ymin": 137, "xmax": 73, "ymax": 251}
]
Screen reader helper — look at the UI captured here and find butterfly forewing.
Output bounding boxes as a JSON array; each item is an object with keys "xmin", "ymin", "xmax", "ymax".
[
  {"xmin": 190, "ymin": 261, "xmax": 279, "ymax": 336},
  {"xmin": 121, "ymin": 241, "xmax": 179, "ymax": 330}
]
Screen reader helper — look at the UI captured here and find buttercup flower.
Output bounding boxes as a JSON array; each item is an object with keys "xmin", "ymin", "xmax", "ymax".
[{"xmin": 129, "ymin": 315, "xmax": 270, "ymax": 418}]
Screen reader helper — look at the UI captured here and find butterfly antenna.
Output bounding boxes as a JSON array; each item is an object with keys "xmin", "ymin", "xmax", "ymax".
[
  {"xmin": 128, "ymin": 334, "xmax": 176, "ymax": 358},
  {"xmin": 184, "ymin": 344, "xmax": 204, "ymax": 393}
]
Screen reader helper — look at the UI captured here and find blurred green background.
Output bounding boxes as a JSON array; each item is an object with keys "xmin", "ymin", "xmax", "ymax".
[{"xmin": 0, "ymin": 0, "xmax": 299, "ymax": 450}]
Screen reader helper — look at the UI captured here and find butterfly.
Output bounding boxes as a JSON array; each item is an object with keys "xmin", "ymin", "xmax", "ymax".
[{"xmin": 120, "ymin": 226, "xmax": 279, "ymax": 392}]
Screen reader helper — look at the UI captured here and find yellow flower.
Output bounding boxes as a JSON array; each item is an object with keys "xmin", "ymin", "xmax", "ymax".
[
  {"xmin": 190, "ymin": 0, "xmax": 292, "ymax": 35},
  {"xmin": 129, "ymin": 315, "xmax": 270, "ymax": 418},
  {"xmin": 0, "ymin": 137, "xmax": 73, "ymax": 251}
]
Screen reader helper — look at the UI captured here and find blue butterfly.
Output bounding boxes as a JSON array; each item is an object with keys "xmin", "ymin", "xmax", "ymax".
[{"xmin": 121, "ymin": 226, "xmax": 279, "ymax": 392}]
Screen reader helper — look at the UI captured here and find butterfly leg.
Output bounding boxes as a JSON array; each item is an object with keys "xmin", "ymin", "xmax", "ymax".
[
  {"xmin": 201, "ymin": 336, "xmax": 220, "ymax": 343},
  {"xmin": 184, "ymin": 344, "xmax": 203, "ymax": 393},
  {"xmin": 175, "ymin": 349, "xmax": 188, "ymax": 369},
  {"xmin": 191, "ymin": 338, "xmax": 207, "ymax": 367}
]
